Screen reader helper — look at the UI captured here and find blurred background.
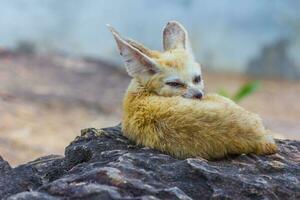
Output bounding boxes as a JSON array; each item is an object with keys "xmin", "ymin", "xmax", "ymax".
[{"xmin": 0, "ymin": 0, "xmax": 299, "ymax": 166}]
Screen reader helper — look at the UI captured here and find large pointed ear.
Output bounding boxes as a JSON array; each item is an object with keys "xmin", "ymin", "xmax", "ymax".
[
  {"xmin": 163, "ymin": 21, "xmax": 193, "ymax": 53},
  {"xmin": 125, "ymin": 38, "xmax": 153, "ymax": 57},
  {"xmin": 107, "ymin": 25, "xmax": 159, "ymax": 77}
]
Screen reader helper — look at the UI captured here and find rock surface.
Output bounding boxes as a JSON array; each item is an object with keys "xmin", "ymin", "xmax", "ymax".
[{"xmin": 1, "ymin": 125, "xmax": 299, "ymax": 200}]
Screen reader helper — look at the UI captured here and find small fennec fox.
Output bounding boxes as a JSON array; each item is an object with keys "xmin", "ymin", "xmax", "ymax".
[{"xmin": 108, "ymin": 21, "xmax": 277, "ymax": 160}]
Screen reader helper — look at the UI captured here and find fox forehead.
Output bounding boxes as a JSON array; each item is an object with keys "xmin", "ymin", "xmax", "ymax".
[
  {"xmin": 150, "ymin": 49, "xmax": 201, "ymax": 81},
  {"xmin": 152, "ymin": 49, "xmax": 189, "ymax": 70}
]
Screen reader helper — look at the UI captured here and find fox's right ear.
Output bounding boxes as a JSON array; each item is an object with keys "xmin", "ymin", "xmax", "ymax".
[
  {"xmin": 163, "ymin": 21, "xmax": 193, "ymax": 55},
  {"xmin": 107, "ymin": 25, "xmax": 159, "ymax": 78}
]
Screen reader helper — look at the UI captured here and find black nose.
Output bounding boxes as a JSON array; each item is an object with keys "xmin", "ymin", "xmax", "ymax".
[{"xmin": 194, "ymin": 92, "xmax": 203, "ymax": 99}]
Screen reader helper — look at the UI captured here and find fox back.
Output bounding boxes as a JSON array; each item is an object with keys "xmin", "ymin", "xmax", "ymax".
[{"xmin": 108, "ymin": 21, "xmax": 277, "ymax": 160}]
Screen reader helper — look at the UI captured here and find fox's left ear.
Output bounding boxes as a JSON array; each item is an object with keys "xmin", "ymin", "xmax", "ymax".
[{"xmin": 163, "ymin": 21, "xmax": 194, "ymax": 55}]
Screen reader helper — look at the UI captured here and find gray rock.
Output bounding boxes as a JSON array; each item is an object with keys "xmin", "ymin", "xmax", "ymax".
[
  {"xmin": 0, "ymin": 156, "xmax": 42, "ymax": 199},
  {"xmin": 1, "ymin": 125, "xmax": 300, "ymax": 199},
  {"xmin": 247, "ymin": 39, "xmax": 300, "ymax": 80}
]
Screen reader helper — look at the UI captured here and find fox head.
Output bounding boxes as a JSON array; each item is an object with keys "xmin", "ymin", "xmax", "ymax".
[{"xmin": 108, "ymin": 21, "xmax": 204, "ymax": 99}]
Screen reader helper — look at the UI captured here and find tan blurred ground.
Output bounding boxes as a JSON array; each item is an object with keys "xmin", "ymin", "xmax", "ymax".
[{"xmin": 0, "ymin": 52, "xmax": 299, "ymax": 166}]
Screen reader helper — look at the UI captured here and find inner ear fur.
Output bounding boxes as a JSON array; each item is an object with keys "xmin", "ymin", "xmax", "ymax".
[
  {"xmin": 163, "ymin": 21, "xmax": 191, "ymax": 52},
  {"xmin": 107, "ymin": 25, "xmax": 159, "ymax": 78},
  {"xmin": 125, "ymin": 38, "xmax": 153, "ymax": 57}
]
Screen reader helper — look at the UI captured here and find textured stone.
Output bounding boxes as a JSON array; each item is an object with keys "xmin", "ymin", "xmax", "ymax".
[{"xmin": 1, "ymin": 125, "xmax": 300, "ymax": 199}]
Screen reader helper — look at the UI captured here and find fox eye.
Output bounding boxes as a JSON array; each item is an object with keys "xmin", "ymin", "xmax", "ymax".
[
  {"xmin": 193, "ymin": 75, "xmax": 201, "ymax": 84},
  {"xmin": 165, "ymin": 81, "xmax": 185, "ymax": 88}
]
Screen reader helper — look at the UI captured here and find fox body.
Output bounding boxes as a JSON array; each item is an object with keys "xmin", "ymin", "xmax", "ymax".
[{"xmin": 108, "ymin": 21, "xmax": 277, "ymax": 159}]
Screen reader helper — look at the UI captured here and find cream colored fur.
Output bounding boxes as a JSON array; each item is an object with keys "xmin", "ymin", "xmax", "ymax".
[{"xmin": 108, "ymin": 21, "xmax": 277, "ymax": 160}]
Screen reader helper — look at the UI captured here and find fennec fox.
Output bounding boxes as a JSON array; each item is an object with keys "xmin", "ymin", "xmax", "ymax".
[{"xmin": 108, "ymin": 21, "xmax": 277, "ymax": 160}]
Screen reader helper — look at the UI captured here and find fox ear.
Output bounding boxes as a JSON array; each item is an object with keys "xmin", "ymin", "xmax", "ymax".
[
  {"xmin": 163, "ymin": 21, "xmax": 193, "ymax": 53},
  {"xmin": 125, "ymin": 38, "xmax": 153, "ymax": 57},
  {"xmin": 107, "ymin": 25, "xmax": 159, "ymax": 77}
]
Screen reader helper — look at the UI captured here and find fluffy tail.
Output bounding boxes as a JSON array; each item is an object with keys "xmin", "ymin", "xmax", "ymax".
[{"xmin": 255, "ymin": 134, "xmax": 278, "ymax": 155}]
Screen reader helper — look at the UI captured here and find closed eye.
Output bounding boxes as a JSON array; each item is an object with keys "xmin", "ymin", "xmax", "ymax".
[
  {"xmin": 165, "ymin": 81, "xmax": 185, "ymax": 88},
  {"xmin": 193, "ymin": 75, "xmax": 201, "ymax": 84}
]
